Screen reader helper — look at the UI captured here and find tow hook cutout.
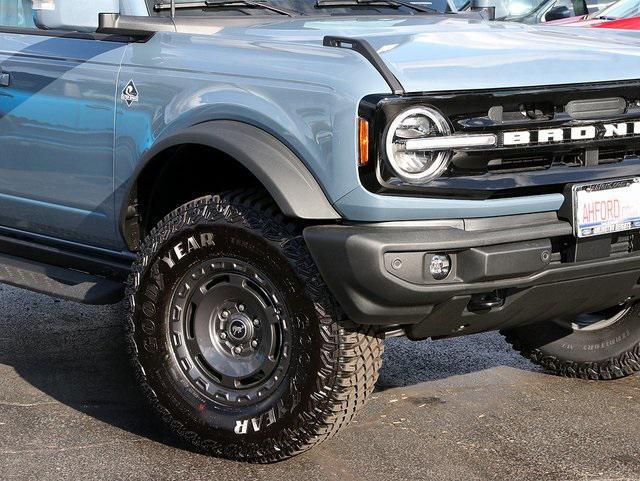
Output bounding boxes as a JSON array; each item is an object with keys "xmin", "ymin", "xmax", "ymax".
[{"xmin": 468, "ymin": 291, "xmax": 505, "ymax": 312}]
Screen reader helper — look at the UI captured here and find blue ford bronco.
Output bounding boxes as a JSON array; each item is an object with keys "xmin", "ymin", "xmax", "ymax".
[{"xmin": 1, "ymin": 0, "xmax": 640, "ymax": 463}]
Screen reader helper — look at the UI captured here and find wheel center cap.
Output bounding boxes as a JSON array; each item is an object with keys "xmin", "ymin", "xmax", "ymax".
[{"xmin": 227, "ymin": 316, "xmax": 252, "ymax": 342}]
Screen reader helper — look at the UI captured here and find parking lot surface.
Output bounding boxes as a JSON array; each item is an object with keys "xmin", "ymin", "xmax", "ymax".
[{"xmin": 0, "ymin": 284, "xmax": 638, "ymax": 481}]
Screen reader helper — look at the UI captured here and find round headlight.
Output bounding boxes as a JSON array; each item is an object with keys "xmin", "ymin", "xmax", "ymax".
[{"xmin": 385, "ymin": 107, "xmax": 452, "ymax": 184}]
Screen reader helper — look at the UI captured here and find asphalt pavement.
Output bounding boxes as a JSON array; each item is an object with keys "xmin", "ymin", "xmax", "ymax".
[{"xmin": 0, "ymin": 284, "xmax": 638, "ymax": 481}]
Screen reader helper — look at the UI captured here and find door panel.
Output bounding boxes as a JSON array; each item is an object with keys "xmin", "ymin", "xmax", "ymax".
[{"xmin": 0, "ymin": 32, "xmax": 126, "ymax": 248}]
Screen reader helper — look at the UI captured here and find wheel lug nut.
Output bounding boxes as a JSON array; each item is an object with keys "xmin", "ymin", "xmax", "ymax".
[
  {"xmin": 221, "ymin": 310, "xmax": 229, "ymax": 319},
  {"xmin": 238, "ymin": 304, "xmax": 245, "ymax": 312},
  {"xmin": 253, "ymin": 319, "xmax": 260, "ymax": 327},
  {"xmin": 251, "ymin": 340, "xmax": 258, "ymax": 348},
  {"xmin": 219, "ymin": 332, "xmax": 227, "ymax": 340},
  {"xmin": 234, "ymin": 346, "xmax": 242, "ymax": 354}
]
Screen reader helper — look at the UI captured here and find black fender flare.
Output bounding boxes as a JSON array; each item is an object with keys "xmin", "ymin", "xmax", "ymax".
[{"xmin": 120, "ymin": 120, "xmax": 341, "ymax": 248}]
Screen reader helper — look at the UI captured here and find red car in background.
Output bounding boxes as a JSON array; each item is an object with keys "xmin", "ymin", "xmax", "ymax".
[
  {"xmin": 595, "ymin": 15, "xmax": 640, "ymax": 27},
  {"xmin": 547, "ymin": 0, "xmax": 640, "ymax": 27}
]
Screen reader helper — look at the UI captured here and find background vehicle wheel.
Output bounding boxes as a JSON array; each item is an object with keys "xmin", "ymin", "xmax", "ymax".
[
  {"xmin": 127, "ymin": 191, "xmax": 383, "ymax": 462},
  {"xmin": 503, "ymin": 302, "xmax": 640, "ymax": 380}
]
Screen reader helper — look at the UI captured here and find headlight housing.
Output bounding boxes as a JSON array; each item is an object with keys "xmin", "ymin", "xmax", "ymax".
[{"xmin": 384, "ymin": 107, "xmax": 453, "ymax": 184}]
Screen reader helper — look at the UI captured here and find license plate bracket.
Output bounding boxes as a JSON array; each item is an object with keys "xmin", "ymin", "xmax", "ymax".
[{"xmin": 572, "ymin": 178, "xmax": 640, "ymax": 238}]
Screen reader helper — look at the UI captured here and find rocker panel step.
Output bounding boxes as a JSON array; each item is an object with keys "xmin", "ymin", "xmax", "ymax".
[{"xmin": 0, "ymin": 253, "xmax": 124, "ymax": 304}]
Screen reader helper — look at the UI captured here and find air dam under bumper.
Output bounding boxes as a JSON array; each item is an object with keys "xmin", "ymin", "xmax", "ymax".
[{"xmin": 303, "ymin": 213, "xmax": 640, "ymax": 339}]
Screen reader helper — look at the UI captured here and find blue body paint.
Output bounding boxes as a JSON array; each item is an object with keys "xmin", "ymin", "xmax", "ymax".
[{"xmin": 1, "ymin": 4, "xmax": 640, "ymax": 249}]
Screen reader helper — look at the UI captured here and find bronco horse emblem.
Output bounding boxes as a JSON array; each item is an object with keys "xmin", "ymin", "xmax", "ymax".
[{"xmin": 229, "ymin": 320, "xmax": 247, "ymax": 340}]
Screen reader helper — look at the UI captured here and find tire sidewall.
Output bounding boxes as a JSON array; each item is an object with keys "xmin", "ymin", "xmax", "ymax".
[
  {"xmin": 131, "ymin": 209, "xmax": 331, "ymax": 452},
  {"xmin": 513, "ymin": 303, "xmax": 640, "ymax": 363}
]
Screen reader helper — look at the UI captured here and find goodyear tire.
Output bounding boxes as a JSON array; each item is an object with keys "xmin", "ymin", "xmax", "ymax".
[
  {"xmin": 127, "ymin": 192, "xmax": 383, "ymax": 462},
  {"xmin": 503, "ymin": 303, "xmax": 640, "ymax": 380}
]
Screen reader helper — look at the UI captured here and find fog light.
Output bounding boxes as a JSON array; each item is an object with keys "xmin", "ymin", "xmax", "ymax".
[{"xmin": 429, "ymin": 255, "xmax": 451, "ymax": 280}]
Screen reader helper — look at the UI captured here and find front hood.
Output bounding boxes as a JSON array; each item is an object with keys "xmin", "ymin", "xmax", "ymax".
[
  {"xmin": 364, "ymin": 19, "xmax": 640, "ymax": 92},
  {"xmin": 201, "ymin": 15, "xmax": 640, "ymax": 93}
]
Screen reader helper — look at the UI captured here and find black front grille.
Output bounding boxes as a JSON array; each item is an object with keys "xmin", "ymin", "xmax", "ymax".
[
  {"xmin": 358, "ymin": 81, "xmax": 640, "ymax": 200},
  {"xmin": 486, "ymin": 156, "xmax": 555, "ymax": 173},
  {"xmin": 599, "ymin": 144, "xmax": 640, "ymax": 164},
  {"xmin": 450, "ymin": 142, "xmax": 640, "ymax": 176}
]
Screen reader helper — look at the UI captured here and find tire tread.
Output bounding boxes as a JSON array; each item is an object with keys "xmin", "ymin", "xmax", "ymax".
[
  {"xmin": 503, "ymin": 330, "xmax": 640, "ymax": 381},
  {"xmin": 126, "ymin": 190, "xmax": 383, "ymax": 462}
]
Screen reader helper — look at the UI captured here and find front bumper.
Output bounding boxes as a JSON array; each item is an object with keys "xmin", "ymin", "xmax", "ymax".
[{"xmin": 303, "ymin": 212, "xmax": 640, "ymax": 339}]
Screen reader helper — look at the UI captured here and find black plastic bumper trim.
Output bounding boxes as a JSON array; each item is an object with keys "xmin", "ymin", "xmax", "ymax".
[
  {"xmin": 407, "ymin": 270, "xmax": 640, "ymax": 340},
  {"xmin": 304, "ymin": 214, "xmax": 640, "ymax": 329}
]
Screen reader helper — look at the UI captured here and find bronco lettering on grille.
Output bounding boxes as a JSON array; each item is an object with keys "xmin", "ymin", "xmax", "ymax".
[{"xmin": 503, "ymin": 121, "xmax": 640, "ymax": 146}]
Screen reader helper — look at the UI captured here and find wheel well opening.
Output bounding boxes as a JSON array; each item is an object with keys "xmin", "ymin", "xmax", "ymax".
[{"xmin": 126, "ymin": 144, "xmax": 262, "ymax": 248}]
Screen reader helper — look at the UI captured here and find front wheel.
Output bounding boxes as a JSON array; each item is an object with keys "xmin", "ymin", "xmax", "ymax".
[
  {"xmin": 503, "ymin": 303, "xmax": 640, "ymax": 380},
  {"xmin": 127, "ymin": 192, "xmax": 383, "ymax": 462}
]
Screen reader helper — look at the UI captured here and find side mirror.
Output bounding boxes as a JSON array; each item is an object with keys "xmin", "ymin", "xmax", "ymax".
[
  {"xmin": 545, "ymin": 5, "xmax": 572, "ymax": 21},
  {"xmin": 33, "ymin": 0, "xmax": 119, "ymax": 32}
]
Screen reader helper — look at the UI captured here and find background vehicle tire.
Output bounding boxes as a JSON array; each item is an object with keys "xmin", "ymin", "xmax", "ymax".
[
  {"xmin": 503, "ymin": 303, "xmax": 640, "ymax": 380},
  {"xmin": 126, "ymin": 191, "xmax": 383, "ymax": 462}
]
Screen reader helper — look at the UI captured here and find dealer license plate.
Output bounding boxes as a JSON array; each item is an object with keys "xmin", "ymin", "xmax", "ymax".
[{"xmin": 573, "ymin": 178, "xmax": 640, "ymax": 238}]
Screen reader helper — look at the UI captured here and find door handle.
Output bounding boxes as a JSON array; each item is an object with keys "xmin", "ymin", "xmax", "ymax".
[{"xmin": 0, "ymin": 73, "xmax": 10, "ymax": 87}]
